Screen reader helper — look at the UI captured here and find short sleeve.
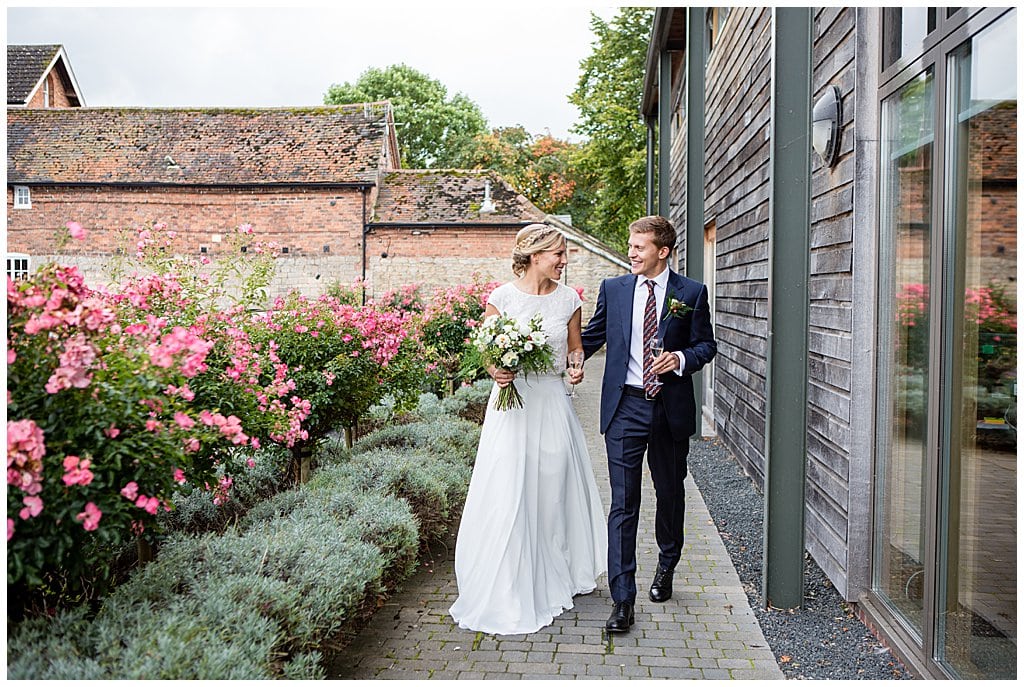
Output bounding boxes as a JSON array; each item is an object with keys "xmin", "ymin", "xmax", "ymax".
[{"xmin": 485, "ymin": 283, "xmax": 509, "ymax": 313}]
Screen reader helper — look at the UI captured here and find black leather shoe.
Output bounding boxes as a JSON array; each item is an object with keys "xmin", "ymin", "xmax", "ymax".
[
  {"xmin": 605, "ymin": 601, "xmax": 634, "ymax": 633},
  {"xmin": 649, "ymin": 567, "xmax": 674, "ymax": 603}
]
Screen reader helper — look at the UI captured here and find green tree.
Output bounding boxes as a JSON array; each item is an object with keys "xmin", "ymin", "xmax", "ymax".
[
  {"xmin": 324, "ymin": 64, "xmax": 488, "ymax": 169},
  {"xmin": 455, "ymin": 126, "xmax": 583, "ymax": 217},
  {"xmin": 569, "ymin": 7, "xmax": 654, "ymax": 252}
]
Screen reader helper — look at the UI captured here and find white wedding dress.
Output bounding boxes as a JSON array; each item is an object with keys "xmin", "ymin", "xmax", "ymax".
[{"xmin": 449, "ymin": 282, "xmax": 607, "ymax": 635}]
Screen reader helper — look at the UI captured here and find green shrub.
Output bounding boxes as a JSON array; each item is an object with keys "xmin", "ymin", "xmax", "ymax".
[
  {"xmin": 5, "ymin": 607, "xmax": 106, "ymax": 680},
  {"xmin": 7, "ymin": 376, "xmax": 480, "ymax": 680},
  {"xmin": 315, "ymin": 433, "xmax": 354, "ymax": 468},
  {"xmin": 440, "ymin": 379, "xmax": 493, "ymax": 422},
  {"xmin": 351, "ymin": 417, "xmax": 481, "ymax": 463},
  {"xmin": 328, "ymin": 446, "xmax": 471, "ymax": 543},
  {"xmin": 159, "ymin": 444, "xmax": 290, "ymax": 535},
  {"xmin": 238, "ymin": 484, "xmax": 420, "ymax": 588},
  {"xmin": 283, "ymin": 651, "xmax": 327, "ymax": 680}
]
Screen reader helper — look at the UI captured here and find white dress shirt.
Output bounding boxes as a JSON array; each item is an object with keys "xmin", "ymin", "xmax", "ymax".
[{"xmin": 624, "ymin": 268, "xmax": 686, "ymax": 388}]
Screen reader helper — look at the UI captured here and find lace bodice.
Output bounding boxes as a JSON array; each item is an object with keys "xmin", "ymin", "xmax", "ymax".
[{"xmin": 486, "ymin": 282, "xmax": 582, "ymax": 375}]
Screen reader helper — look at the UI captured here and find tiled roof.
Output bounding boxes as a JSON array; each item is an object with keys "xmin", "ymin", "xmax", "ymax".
[
  {"xmin": 372, "ymin": 169, "xmax": 546, "ymax": 224},
  {"xmin": 7, "ymin": 104, "xmax": 394, "ymax": 185},
  {"xmin": 7, "ymin": 44, "xmax": 61, "ymax": 105}
]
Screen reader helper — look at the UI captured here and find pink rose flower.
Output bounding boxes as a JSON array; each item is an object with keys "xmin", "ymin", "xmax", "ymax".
[
  {"xmin": 66, "ymin": 221, "xmax": 88, "ymax": 240},
  {"xmin": 173, "ymin": 412, "xmax": 195, "ymax": 429},
  {"xmin": 136, "ymin": 494, "xmax": 159, "ymax": 515},
  {"xmin": 19, "ymin": 495, "xmax": 44, "ymax": 520},
  {"xmin": 120, "ymin": 481, "xmax": 139, "ymax": 501},
  {"xmin": 76, "ymin": 502, "xmax": 102, "ymax": 531},
  {"xmin": 62, "ymin": 455, "xmax": 95, "ymax": 486}
]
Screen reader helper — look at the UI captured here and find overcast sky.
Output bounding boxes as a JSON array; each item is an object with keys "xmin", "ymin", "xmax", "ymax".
[{"xmin": 6, "ymin": 3, "xmax": 625, "ymax": 141}]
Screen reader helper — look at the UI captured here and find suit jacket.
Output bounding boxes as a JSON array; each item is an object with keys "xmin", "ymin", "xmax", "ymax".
[{"xmin": 581, "ymin": 270, "xmax": 717, "ymax": 441}]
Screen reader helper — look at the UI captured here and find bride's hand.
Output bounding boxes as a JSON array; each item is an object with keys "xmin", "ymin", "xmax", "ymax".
[
  {"xmin": 566, "ymin": 367, "xmax": 584, "ymax": 385},
  {"xmin": 490, "ymin": 367, "xmax": 516, "ymax": 388}
]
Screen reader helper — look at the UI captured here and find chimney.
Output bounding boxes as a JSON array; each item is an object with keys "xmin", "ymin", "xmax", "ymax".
[{"xmin": 479, "ymin": 180, "xmax": 496, "ymax": 215}]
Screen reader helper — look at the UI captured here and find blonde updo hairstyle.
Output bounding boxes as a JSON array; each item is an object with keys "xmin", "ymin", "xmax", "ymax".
[{"xmin": 511, "ymin": 223, "xmax": 564, "ymax": 277}]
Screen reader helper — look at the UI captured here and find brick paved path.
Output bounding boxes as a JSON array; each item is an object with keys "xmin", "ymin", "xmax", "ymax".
[{"xmin": 330, "ymin": 352, "xmax": 783, "ymax": 679}]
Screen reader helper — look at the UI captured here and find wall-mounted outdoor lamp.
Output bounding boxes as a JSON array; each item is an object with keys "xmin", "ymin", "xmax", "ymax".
[{"xmin": 811, "ymin": 85, "xmax": 842, "ymax": 168}]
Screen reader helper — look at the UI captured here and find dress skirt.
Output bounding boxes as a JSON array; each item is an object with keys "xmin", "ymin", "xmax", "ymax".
[{"xmin": 449, "ymin": 373, "xmax": 607, "ymax": 635}]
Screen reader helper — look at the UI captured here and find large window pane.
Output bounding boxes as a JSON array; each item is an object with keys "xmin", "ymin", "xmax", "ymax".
[
  {"xmin": 938, "ymin": 12, "xmax": 1017, "ymax": 679},
  {"xmin": 883, "ymin": 8, "xmax": 937, "ymax": 68},
  {"xmin": 875, "ymin": 71, "xmax": 935, "ymax": 638}
]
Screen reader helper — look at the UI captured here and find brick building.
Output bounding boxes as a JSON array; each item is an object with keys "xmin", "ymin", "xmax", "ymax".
[
  {"xmin": 6, "ymin": 102, "xmax": 627, "ymax": 314},
  {"xmin": 7, "ymin": 44, "xmax": 84, "ymax": 109}
]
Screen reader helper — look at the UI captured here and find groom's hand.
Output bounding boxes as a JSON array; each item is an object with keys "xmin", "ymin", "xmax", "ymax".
[
  {"xmin": 566, "ymin": 367, "xmax": 584, "ymax": 385},
  {"xmin": 650, "ymin": 352, "xmax": 680, "ymax": 375}
]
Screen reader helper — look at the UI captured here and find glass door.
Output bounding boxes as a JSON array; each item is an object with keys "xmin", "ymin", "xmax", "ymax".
[
  {"xmin": 875, "ymin": 69, "xmax": 936, "ymax": 640},
  {"xmin": 872, "ymin": 8, "xmax": 1017, "ymax": 679},
  {"xmin": 937, "ymin": 12, "xmax": 1017, "ymax": 678}
]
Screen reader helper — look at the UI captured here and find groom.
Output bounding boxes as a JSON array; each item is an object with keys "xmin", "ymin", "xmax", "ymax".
[{"xmin": 581, "ymin": 215, "xmax": 717, "ymax": 633}]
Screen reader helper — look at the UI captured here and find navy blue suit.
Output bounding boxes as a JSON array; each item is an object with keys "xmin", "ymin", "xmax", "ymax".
[{"xmin": 581, "ymin": 270, "xmax": 716, "ymax": 603}]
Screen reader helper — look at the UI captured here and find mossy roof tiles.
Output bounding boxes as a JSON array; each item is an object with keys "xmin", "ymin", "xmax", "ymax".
[
  {"xmin": 372, "ymin": 169, "xmax": 546, "ymax": 224},
  {"xmin": 7, "ymin": 44, "xmax": 62, "ymax": 105},
  {"xmin": 7, "ymin": 104, "xmax": 392, "ymax": 184}
]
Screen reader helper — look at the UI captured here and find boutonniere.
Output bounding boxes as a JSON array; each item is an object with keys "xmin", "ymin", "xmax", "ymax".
[{"xmin": 663, "ymin": 295, "xmax": 693, "ymax": 321}]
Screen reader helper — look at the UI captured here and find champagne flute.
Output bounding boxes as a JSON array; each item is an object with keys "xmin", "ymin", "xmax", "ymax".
[
  {"xmin": 650, "ymin": 337, "xmax": 664, "ymax": 359},
  {"xmin": 566, "ymin": 350, "xmax": 585, "ymax": 397},
  {"xmin": 649, "ymin": 338, "xmax": 664, "ymax": 394}
]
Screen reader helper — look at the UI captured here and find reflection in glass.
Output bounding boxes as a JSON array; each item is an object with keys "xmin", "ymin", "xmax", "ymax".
[
  {"xmin": 883, "ymin": 8, "xmax": 935, "ymax": 68},
  {"xmin": 875, "ymin": 71, "xmax": 934, "ymax": 638},
  {"xmin": 938, "ymin": 12, "xmax": 1017, "ymax": 679}
]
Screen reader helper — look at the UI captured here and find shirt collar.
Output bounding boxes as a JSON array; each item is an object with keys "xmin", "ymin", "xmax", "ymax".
[{"xmin": 636, "ymin": 267, "xmax": 670, "ymax": 292}]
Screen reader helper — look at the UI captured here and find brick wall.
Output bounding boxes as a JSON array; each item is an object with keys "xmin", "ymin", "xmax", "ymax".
[
  {"xmin": 6, "ymin": 185, "xmax": 368, "ymax": 255},
  {"xmin": 7, "ymin": 186, "xmax": 624, "ymax": 319},
  {"xmin": 24, "ymin": 70, "xmax": 75, "ymax": 109}
]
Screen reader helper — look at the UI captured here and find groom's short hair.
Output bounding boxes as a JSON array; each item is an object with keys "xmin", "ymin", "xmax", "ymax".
[{"xmin": 629, "ymin": 215, "xmax": 676, "ymax": 251}]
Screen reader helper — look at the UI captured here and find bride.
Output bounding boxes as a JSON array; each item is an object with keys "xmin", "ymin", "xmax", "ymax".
[{"xmin": 449, "ymin": 223, "xmax": 607, "ymax": 635}]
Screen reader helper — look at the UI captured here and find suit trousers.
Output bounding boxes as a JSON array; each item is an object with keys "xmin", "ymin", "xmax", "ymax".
[{"xmin": 604, "ymin": 392, "xmax": 689, "ymax": 604}]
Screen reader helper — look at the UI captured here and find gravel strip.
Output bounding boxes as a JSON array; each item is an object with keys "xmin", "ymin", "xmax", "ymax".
[{"xmin": 688, "ymin": 437, "xmax": 914, "ymax": 680}]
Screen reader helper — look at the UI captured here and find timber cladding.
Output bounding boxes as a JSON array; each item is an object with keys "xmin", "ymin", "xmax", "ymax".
[
  {"xmin": 702, "ymin": 6, "xmax": 773, "ymax": 488},
  {"xmin": 806, "ymin": 6, "xmax": 857, "ymax": 592},
  {"xmin": 694, "ymin": 6, "xmax": 861, "ymax": 595}
]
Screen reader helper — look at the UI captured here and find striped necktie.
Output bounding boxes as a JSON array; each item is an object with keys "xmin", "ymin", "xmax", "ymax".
[{"xmin": 643, "ymin": 279, "xmax": 660, "ymax": 397}]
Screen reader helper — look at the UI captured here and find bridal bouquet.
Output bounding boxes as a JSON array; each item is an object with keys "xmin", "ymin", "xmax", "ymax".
[{"xmin": 472, "ymin": 312, "xmax": 554, "ymax": 411}]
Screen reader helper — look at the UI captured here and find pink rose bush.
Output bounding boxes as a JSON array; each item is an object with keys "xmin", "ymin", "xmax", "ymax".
[
  {"xmin": 7, "ymin": 263, "xmax": 243, "ymax": 590},
  {"xmin": 247, "ymin": 291, "xmax": 421, "ymax": 451},
  {"xmin": 7, "ymin": 222, "xmax": 430, "ymax": 604},
  {"xmin": 417, "ymin": 279, "xmax": 500, "ymax": 391}
]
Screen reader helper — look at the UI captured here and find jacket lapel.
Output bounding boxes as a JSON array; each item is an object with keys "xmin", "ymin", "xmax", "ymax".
[
  {"xmin": 659, "ymin": 271, "xmax": 682, "ymax": 338},
  {"xmin": 619, "ymin": 275, "xmax": 635, "ymax": 348}
]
